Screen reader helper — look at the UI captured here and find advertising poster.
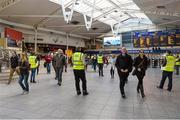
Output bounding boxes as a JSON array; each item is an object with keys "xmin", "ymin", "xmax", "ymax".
[
  {"xmin": 65, "ymin": 49, "xmax": 73, "ymax": 57},
  {"xmin": 5, "ymin": 28, "xmax": 22, "ymax": 48},
  {"xmin": 0, "ymin": 38, "xmax": 6, "ymax": 48}
]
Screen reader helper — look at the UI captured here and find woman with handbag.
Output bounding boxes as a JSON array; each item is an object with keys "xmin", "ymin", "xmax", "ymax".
[
  {"xmin": 18, "ymin": 53, "xmax": 30, "ymax": 95},
  {"xmin": 133, "ymin": 50, "xmax": 148, "ymax": 98}
]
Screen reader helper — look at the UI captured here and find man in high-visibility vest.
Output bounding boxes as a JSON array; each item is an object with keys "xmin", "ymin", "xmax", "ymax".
[
  {"xmin": 28, "ymin": 52, "xmax": 38, "ymax": 83},
  {"xmin": 72, "ymin": 48, "xmax": 88, "ymax": 96},
  {"xmin": 157, "ymin": 51, "xmax": 176, "ymax": 92},
  {"xmin": 97, "ymin": 52, "xmax": 104, "ymax": 77},
  {"xmin": 175, "ymin": 55, "xmax": 180, "ymax": 75}
]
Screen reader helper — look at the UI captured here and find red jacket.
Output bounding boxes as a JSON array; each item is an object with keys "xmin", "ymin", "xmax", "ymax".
[{"xmin": 44, "ymin": 55, "xmax": 52, "ymax": 63}]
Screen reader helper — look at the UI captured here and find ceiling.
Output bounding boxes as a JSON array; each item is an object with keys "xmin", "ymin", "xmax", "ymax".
[
  {"xmin": 134, "ymin": 0, "xmax": 180, "ymax": 27},
  {"xmin": 0, "ymin": 0, "xmax": 179, "ymax": 39}
]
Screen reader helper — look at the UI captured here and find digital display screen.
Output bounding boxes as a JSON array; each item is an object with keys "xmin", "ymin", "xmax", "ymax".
[{"xmin": 103, "ymin": 36, "xmax": 121, "ymax": 46}]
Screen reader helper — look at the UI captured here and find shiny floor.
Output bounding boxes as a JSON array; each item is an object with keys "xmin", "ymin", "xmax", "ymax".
[{"xmin": 0, "ymin": 65, "xmax": 180, "ymax": 119}]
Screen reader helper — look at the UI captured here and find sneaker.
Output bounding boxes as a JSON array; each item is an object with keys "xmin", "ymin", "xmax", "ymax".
[
  {"xmin": 21, "ymin": 90, "xmax": 26, "ymax": 95},
  {"xmin": 25, "ymin": 91, "xmax": 29, "ymax": 94},
  {"xmin": 83, "ymin": 92, "xmax": 89, "ymax": 96}
]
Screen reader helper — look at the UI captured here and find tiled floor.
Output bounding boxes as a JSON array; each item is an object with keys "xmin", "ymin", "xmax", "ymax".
[{"xmin": 0, "ymin": 65, "xmax": 180, "ymax": 119}]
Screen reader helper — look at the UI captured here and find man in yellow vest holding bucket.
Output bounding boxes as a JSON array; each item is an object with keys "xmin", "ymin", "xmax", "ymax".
[
  {"xmin": 157, "ymin": 51, "xmax": 175, "ymax": 92},
  {"xmin": 72, "ymin": 48, "xmax": 88, "ymax": 96},
  {"xmin": 28, "ymin": 51, "xmax": 38, "ymax": 83}
]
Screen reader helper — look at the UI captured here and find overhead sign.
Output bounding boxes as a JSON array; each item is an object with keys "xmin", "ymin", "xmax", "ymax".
[{"xmin": 133, "ymin": 29, "xmax": 180, "ymax": 48}]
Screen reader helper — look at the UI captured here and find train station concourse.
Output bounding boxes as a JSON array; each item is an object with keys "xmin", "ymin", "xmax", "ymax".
[{"xmin": 0, "ymin": 0, "xmax": 180, "ymax": 119}]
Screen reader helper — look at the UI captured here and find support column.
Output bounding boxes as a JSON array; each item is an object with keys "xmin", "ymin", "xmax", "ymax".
[
  {"xmin": 119, "ymin": 33, "xmax": 122, "ymax": 48},
  {"xmin": 66, "ymin": 33, "xmax": 69, "ymax": 63},
  {"xmin": 34, "ymin": 27, "xmax": 38, "ymax": 52}
]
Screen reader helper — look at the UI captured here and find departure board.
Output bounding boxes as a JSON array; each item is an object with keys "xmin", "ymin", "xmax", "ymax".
[{"xmin": 133, "ymin": 29, "xmax": 180, "ymax": 48}]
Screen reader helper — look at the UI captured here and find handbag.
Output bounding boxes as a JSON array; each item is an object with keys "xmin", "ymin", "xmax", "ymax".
[
  {"xmin": 44, "ymin": 62, "xmax": 47, "ymax": 68},
  {"xmin": 132, "ymin": 59, "xmax": 144, "ymax": 76}
]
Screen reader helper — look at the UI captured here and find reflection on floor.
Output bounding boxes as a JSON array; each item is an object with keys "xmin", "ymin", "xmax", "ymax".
[{"xmin": 0, "ymin": 65, "xmax": 180, "ymax": 119}]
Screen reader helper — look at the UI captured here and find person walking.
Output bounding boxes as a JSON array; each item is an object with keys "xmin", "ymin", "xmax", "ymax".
[
  {"xmin": 44, "ymin": 53, "xmax": 53, "ymax": 74},
  {"xmin": 110, "ymin": 55, "xmax": 116, "ymax": 79},
  {"xmin": 97, "ymin": 52, "xmax": 104, "ymax": 77},
  {"xmin": 115, "ymin": 47, "xmax": 133, "ymax": 98},
  {"xmin": 157, "ymin": 51, "xmax": 176, "ymax": 92},
  {"xmin": 28, "ymin": 51, "xmax": 38, "ymax": 83},
  {"xmin": 175, "ymin": 55, "xmax": 180, "ymax": 75},
  {"xmin": 54, "ymin": 49, "xmax": 66, "ymax": 86},
  {"xmin": 133, "ymin": 50, "xmax": 148, "ymax": 98},
  {"xmin": 52, "ymin": 52, "xmax": 58, "ymax": 79},
  {"xmin": 92, "ymin": 55, "xmax": 97, "ymax": 72},
  {"xmin": 8, "ymin": 51, "xmax": 20, "ymax": 84},
  {"xmin": 18, "ymin": 53, "xmax": 30, "ymax": 95},
  {"xmin": 36, "ymin": 54, "xmax": 41, "ymax": 75},
  {"xmin": 72, "ymin": 48, "xmax": 88, "ymax": 96}
]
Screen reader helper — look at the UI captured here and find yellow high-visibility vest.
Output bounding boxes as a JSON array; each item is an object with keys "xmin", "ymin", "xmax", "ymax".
[
  {"xmin": 175, "ymin": 58, "xmax": 180, "ymax": 66},
  {"xmin": 162, "ymin": 55, "xmax": 175, "ymax": 72},
  {"xmin": 73, "ymin": 52, "xmax": 84, "ymax": 70},
  {"xmin": 28, "ymin": 56, "xmax": 37, "ymax": 69},
  {"xmin": 97, "ymin": 55, "xmax": 103, "ymax": 64}
]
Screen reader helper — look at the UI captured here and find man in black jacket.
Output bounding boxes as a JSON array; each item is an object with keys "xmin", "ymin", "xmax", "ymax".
[
  {"xmin": 115, "ymin": 47, "xmax": 133, "ymax": 98},
  {"xmin": 8, "ymin": 51, "xmax": 20, "ymax": 84}
]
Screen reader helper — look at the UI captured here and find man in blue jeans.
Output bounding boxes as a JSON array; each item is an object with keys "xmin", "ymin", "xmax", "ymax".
[
  {"xmin": 28, "ymin": 52, "xmax": 37, "ymax": 83},
  {"xmin": 44, "ymin": 53, "xmax": 52, "ymax": 74}
]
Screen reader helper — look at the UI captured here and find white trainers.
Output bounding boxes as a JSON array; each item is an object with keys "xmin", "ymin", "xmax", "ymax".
[
  {"xmin": 21, "ymin": 90, "xmax": 26, "ymax": 95},
  {"xmin": 21, "ymin": 90, "xmax": 29, "ymax": 95}
]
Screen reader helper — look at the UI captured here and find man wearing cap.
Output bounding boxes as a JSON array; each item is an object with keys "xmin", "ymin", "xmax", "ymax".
[
  {"xmin": 115, "ymin": 47, "xmax": 133, "ymax": 98},
  {"xmin": 72, "ymin": 47, "xmax": 88, "ymax": 96},
  {"xmin": 53, "ymin": 49, "xmax": 66, "ymax": 86}
]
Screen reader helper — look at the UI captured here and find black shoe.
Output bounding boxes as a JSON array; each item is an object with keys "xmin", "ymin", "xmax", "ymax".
[
  {"xmin": 156, "ymin": 86, "xmax": 162, "ymax": 89},
  {"xmin": 122, "ymin": 94, "xmax": 126, "ymax": 99},
  {"xmin": 83, "ymin": 92, "xmax": 89, "ymax": 96},
  {"xmin": 33, "ymin": 81, "xmax": 36, "ymax": 83},
  {"xmin": 57, "ymin": 83, "xmax": 61, "ymax": 86},
  {"xmin": 167, "ymin": 89, "xmax": 171, "ymax": 92},
  {"xmin": 77, "ymin": 92, "xmax": 81, "ymax": 95},
  {"xmin": 142, "ymin": 94, "xmax": 145, "ymax": 98}
]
